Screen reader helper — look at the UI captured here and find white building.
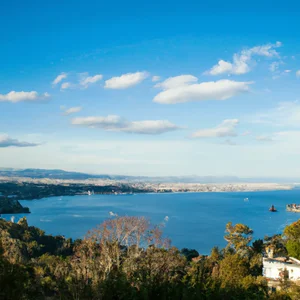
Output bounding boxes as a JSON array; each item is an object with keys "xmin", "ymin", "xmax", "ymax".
[{"xmin": 263, "ymin": 257, "xmax": 300, "ymax": 281}]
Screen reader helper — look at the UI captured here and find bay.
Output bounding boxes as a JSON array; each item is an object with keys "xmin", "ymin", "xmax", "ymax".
[{"xmin": 4, "ymin": 190, "xmax": 300, "ymax": 254}]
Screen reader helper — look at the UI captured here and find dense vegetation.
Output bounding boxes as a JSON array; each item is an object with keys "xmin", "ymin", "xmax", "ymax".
[
  {"xmin": 0, "ymin": 197, "xmax": 30, "ymax": 214},
  {"xmin": 0, "ymin": 182, "xmax": 154, "ymax": 214},
  {"xmin": 1, "ymin": 216, "xmax": 300, "ymax": 299},
  {"xmin": 0, "ymin": 182, "xmax": 149, "ymax": 201}
]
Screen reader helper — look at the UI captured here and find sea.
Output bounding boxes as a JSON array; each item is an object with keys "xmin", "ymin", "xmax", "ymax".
[{"xmin": 3, "ymin": 190, "xmax": 300, "ymax": 254}]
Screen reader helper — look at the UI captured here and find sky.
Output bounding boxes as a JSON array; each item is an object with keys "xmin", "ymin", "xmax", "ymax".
[{"xmin": 1, "ymin": 1, "xmax": 300, "ymax": 177}]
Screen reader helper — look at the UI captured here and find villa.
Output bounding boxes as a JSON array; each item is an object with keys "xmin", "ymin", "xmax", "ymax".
[{"xmin": 263, "ymin": 256, "xmax": 300, "ymax": 281}]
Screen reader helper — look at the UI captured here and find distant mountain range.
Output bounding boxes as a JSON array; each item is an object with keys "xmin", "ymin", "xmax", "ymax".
[{"xmin": 0, "ymin": 168, "xmax": 299, "ymax": 184}]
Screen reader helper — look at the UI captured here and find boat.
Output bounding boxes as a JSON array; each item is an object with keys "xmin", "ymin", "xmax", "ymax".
[
  {"xmin": 87, "ymin": 190, "xmax": 92, "ymax": 196},
  {"xmin": 286, "ymin": 204, "xmax": 300, "ymax": 212},
  {"xmin": 269, "ymin": 205, "xmax": 277, "ymax": 212},
  {"xmin": 244, "ymin": 198, "xmax": 249, "ymax": 202}
]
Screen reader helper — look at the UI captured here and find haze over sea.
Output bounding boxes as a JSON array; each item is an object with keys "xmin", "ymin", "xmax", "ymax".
[{"xmin": 5, "ymin": 190, "xmax": 300, "ymax": 254}]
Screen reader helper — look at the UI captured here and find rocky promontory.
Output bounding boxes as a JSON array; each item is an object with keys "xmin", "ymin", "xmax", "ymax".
[{"xmin": 0, "ymin": 197, "xmax": 30, "ymax": 214}]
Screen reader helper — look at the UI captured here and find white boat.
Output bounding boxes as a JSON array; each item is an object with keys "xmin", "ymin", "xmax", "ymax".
[
  {"xmin": 88, "ymin": 190, "xmax": 92, "ymax": 196},
  {"xmin": 244, "ymin": 198, "xmax": 249, "ymax": 202}
]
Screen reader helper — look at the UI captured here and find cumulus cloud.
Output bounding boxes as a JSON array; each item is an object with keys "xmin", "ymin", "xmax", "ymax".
[
  {"xmin": 154, "ymin": 75, "xmax": 198, "ymax": 90},
  {"xmin": 191, "ymin": 119, "xmax": 239, "ymax": 138},
  {"xmin": 152, "ymin": 75, "xmax": 160, "ymax": 82},
  {"xmin": 105, "ymin": 71, "xmax": 149, "ymax": 89},
  {"xmin": 0, "ymin": 91, "xmax": 50, "ymax": 103},
  {"xmin": 71, "ymin": 115, "xmax": 181, "ymax": 135},
  {"xmin": 61, "ymin": 106, "xmax": 82, "ymax": 115},
  {"xmin": 153, "ymin": 77, "xmax": 251, "ymax": 104},
  {"xmin": 207, "ymin": 41, "xmax": 282, "ymax": 75},
  {"xmin": 79, "ymin": 73, "xmax": 103, "ymax": 88},
  {"xmin": 52, "ymin": 72, "xmax": 67, "ymax": 85},
  {"xmin": 296, "ymin": 70, "xmax": 300, "ymax": 77},
  {"xmin": 60, "ymin": 82, "xmax": 72, "ymax": 90},
  {"xmin": 0, "ymin": 134, "xmax": 40, "ymax": 147}
]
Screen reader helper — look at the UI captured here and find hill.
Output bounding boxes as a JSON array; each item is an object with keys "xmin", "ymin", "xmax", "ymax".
[{"xmin": 0, "ymin": 168, "xmax": 298, "ymax": 183}]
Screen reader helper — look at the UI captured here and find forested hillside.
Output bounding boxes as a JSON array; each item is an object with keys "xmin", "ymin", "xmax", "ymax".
[{"xmin": 1, "ymin": 216, "xmax": 300, "ymax": 299}]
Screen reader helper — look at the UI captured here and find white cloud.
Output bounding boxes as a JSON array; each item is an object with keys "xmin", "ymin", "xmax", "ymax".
[
  {"xmin": 0, "ymin": 134, "xmax": 40, "ymax": 147},
  {"xmin": 207, "ymin": 60, "xmax": 234, "ymax": 76},
  {"xmin": 71, "ymin": 115, "xmax": 181, "ymax": 134},
  {"xmin": 296, "ymin": 70, "xmax": 300, "ymax": 77},
  {"xmin": 0, "ymin": 91, "xmax": 50, "ymax": 103},
  {"xmin": 269, "ymin": 61, "xmax": 282, "ymax": 72},
  {"xmin": 105, "ymin": 71, "xmax": 149, "ymax": 89},
  {"xmin": 155, "ymin": 75, "xmax": 198, "ymax": 89},
  {"xmin": 52, "ymin": 72, "xmax": 67, "ymax": 85},
  {"xmin": 191, "ymin": 119, "xmax": 239, "ymax": 138},
  {"xmin": 152, "ymin": 75, "xmax": 160, "ymax": 82},
  {"xmin": 79, "ymin": 74, "xmax": 103, "ymax": 88},
  {"xmin": 153, "ymin": 77, "xmax": 251, "ymax": 104},
  {"xmin": 207, "ymin": 41, "xmax": 282, "ymax": 75},
  {"xmin": 61, "ymin": 106, "xmax": 82, "ymax": 115},
  {"xmin": 284, "ymin": 69, "xmax": 291, "ymax": 73},
  {"xmin": 60, "ymin": 82, "xmax": 72, "ymax": 90}
]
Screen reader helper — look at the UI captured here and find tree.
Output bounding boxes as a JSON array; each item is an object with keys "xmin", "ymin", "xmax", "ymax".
[
  {"xmin": 286, "ymin": 240, "xmax": 300, "ymax": 259},
  {"xmin": 284, "ymin": 220, "xmax": 300, "ymax": 259},
  {"xmin": 264, "ymin": 234, "xmax": 287, "ymax": 257},
  {"xmin": 252, "ymin": 239, "xmax": 264, "ymax": 254},
  {"xmin": 224, "ymin": 222, "xmax": 253, "ymax": 253},
  {"xmin": 180, "ymin": 248, "xmax": 199, "ymax": 261},
  {"xmin": 284, "ymin": 220, "xmax": 300, "ymax": 241},
  {"xmin": 218, "ymin": 253, "xmax": 249, "ymax": 287}
]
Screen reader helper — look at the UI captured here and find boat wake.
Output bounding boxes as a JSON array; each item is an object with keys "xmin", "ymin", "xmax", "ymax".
[
  {"xmin": 109, "ymin": 211, "xmax": 118, "ymax": 217},
  {"xmin": 72, "ymin": 214, "xmax": 83, "ymax": 218}
]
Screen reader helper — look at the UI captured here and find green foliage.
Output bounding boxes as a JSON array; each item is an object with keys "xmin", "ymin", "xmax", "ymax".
[
  {"xmin": 286, "ymin": 240, "xmax": 300, "ymax": 260},
  {"xmin": 252, "ymin": 239, "xmax": 264, "ymax": 254},
  {"xmin": 283, "ymin": 220, "xmax": 300, "ymax": 260},
  {"xmin": 180, "ymin": 248, "xmax": 199, "ymax": 261},
  {"xmin": 264, "ymin": 234, "xmax": 287, "ymax": 257},
  {"xmin": 224, "ymin": 222, "xmax": 253, "ymax": 252},
  {"xmin": 0, "ymin": 217, "xmax": 296, "ymax": 299},
  {"xmin": 284, "ymin": 220, "xmax": 300, "ymax": 241}
]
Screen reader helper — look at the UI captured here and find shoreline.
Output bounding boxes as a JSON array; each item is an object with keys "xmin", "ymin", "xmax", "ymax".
[{"xmin": 0, "ymin": 180, "xmax": 294, "ymax": 215}]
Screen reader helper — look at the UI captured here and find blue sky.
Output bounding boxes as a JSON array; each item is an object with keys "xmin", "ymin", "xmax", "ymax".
[{"xmin": 1, "ymin": 1, "xmax": 300, "ymax": 177}]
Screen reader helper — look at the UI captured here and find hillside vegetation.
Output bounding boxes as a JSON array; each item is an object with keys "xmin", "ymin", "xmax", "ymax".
[{"xmin": 1, "ymin": 216, "xmax": 300, "ymax": 299}]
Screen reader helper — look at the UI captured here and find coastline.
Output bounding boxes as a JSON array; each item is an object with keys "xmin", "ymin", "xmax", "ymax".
[
  {"xmin": 0, "ymin": 178, "xmax": 294, "ymax": 214},
  {"xmin": 8, "ymin": 189, "xmax": 300, "ymax": 256}
]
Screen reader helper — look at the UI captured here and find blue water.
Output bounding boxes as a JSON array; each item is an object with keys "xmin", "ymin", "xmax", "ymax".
[{"xmin": 4, "ymin": 190, "xmax": 300, "ymax": 254}]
